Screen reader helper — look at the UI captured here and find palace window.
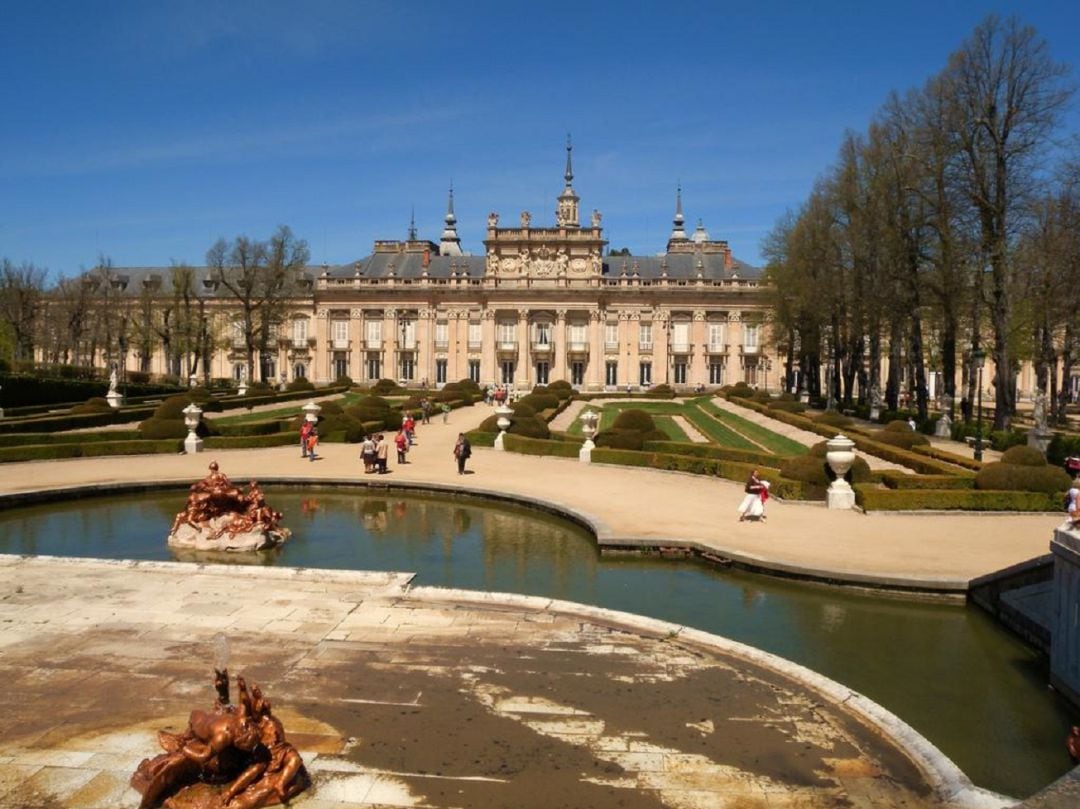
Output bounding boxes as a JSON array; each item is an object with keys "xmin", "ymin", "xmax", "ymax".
[
  {"xmin": 605, "ymin": 361, "xmax": 618, "ymax": 387},
  {"xmin": 674, "ymin": 361, "xmax": 687, "ymax": 385},
  {"xmin": 534, "ymin": 322, "xmax": 551, "ymax": 345},
  {"xmin": 571, "ymin": 361, "xmax": 585, "ymax": 386},
  {"xmin": 365, "ymin": 320, "xmax": 382, "ymax": 347},
  {"xmin": 500, "ymin": 360, "xmax": 515, "ymax": 384},
  {"xmin": 292, "ymin": 318, "xmax": 308, "ymax": 346},
  {"xmin": 468, "ymin": 321, "xmax": 482, "ymax": 348},
  {"xmin": 672, "ymin": 321, "xmax": 690, "ymax": 352},
  {"xmin": 535, "ymin": 361, "xmax": 550, "ymax": 385},
  {"xmin": 233, "ymin": 363, "xmax": 246, "ymax": 381},
  {"xmin": 436, "ymin": 359, "xmax": 448, "ymax": 385},
  {"xmin": 639, "ymin": 362, "xmax": 652, "ymax": 387},
  {"xmin": 605, "ymin": 322, "xmax": 619, "ymax": 349},
  {"xmin": 366, "ymin": 353, "xmax": 381, "ymax": 381},
  {"xmin": 708, "ymin": 323, "xmax": 725, "ymax": 351},
  {"xmin": 709, "ymin": 361, "xmax": 724, "ymax": 385},
  {"xmin": 333, "ymin": 354, "xmax": 348, "ymax": 380},
  {"xmin": 468, "ymin": 359, "xmax": 480, "ymax": 384},
  {"xmin": 400, "ymin": 355, "xmax": 414, "ymax": 381},
  {"xmin": 293, "ymin": 362, "xmax": 306, "ymax": 380},
  {"xmin": 569, "ymin": 323, "xmax": 587, "ymax": 348},
  {"xmin": 744, "ymin": 323, "xmax": 760, "ymax": 351},
  {"xmin": 332, "ymin": 319, "xmax": 349, "ymax": 348},
  {"xmin": 435, "ymin": 321, "xmax": 449, "ymax": 348},
  {"xmin": 497, "ymin": 321, "xmax": 516, "ymax": 345},
  {"xmin": 639, "ymin": 323, "xmax": 652, "ymax": 350}
]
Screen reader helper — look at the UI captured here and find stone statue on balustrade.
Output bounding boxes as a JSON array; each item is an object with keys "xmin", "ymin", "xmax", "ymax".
[{"xmin": 168, "ymin": 462, "xmax": 291, "ymax": 553}]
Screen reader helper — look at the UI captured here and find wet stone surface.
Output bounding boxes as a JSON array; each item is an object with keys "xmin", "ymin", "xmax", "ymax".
[{"xmin": 0, "ymin": 556, "xmax": 946, "ymax": 808}]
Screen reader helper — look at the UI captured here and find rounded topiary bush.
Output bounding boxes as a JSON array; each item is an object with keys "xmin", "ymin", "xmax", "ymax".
[
  {"xmin": 612, "ymin": 409, "xmax": 656, "ymax": 432},
  {"xmin": 335, "ymin": 375, "xmax": 354, "ymax": 388},
  {"xmin": 595, "ymin": 428, "xmax": 646, "ymax": 451},
  {"xmin": 768, "ymin": 400, "xmax": 806, "ymax": 413},
  {"xmin": 752, "ymin": 389, "xmax": 772, "ymax": 403},
  {"xmin": 478, "ymin": 404, "xmax": 550, "ymax": 440},
  {"xmin": 728, "ymin": 382, "xmax": 754, "ymax": 399},
  {"xmin": 975, "ymin": 462, "xmax": 1070, "ymax": 493},
  {"xmin": 519, "ymin": 392, "xmax": 559, "ymax": 412},
  {"xmin": 815, "ymin": 411, "xmax": 853, "ymax": 428},
  {"xmin": 153, "ymin": 394, "xmax": 191, "ymax": 420},
  {"xmin": 71, "ymin": 396, "xmax": 113, "ymax": 414},
  {"xmin": 648, "ymin": 383, "xmax": 675, "ymax": 397},
  {"xmin": 139, "ymin": 418, "xmax": 188, "ymax": 440},
  {"xmin": 874, "ymin": 420, "xmax": 929, "ymax": 449},
  {"xmin": 318, "ymin": 400, "xmax": 343, "ymax": 416},
  {"xmin": 547, "ymin": 380, "xmax": 574, "ymax": 400},
  {"xmin": 1000, "ymin": 446, "xmax": 1048, "ymax": 467},
  {"xmin": 287, "ymin": 378, "xmax": 314, "ymax": 392},
  {"xmin": 372, "ymin": 378, "xmax": 400, "ymax": 395},
  {"xmin": 778, "ymin": 391, "xmax": 797, "ymax": 402}
]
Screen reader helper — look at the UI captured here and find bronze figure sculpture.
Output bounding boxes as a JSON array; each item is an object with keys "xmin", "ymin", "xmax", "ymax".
[
  {"xmin": 168, "ymin": 462, "xmax": 290, "ymax": 552},
  {"xmin": 131, "ymin": 669, "xmax": 308, "ymax": 808}
]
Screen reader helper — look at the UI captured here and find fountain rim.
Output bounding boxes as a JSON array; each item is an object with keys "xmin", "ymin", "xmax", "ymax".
[{"xmin": 0, "ymin": 478, "xmax": 969, "ymax": 598}]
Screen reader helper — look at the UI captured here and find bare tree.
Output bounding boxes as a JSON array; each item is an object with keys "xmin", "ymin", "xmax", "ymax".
[
  {"xmin": 942, "ymin": 15, "xmax": 1073, "ymax": 429},
  {"xmin": 0, "ymin": 258, "xmax": 47, "ymax": 363}
]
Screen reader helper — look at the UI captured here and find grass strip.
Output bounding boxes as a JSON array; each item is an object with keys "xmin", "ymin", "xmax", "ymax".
[{"xmin": 696, "ymin": 399, "xmax": 809, "ymax": 456}]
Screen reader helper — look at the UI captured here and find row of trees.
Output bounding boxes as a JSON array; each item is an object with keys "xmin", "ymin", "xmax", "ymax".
[
  {"xmin": 764, "ymin": 15, "xmax": 1078, "ymax": 429},
  {"xmin": 0, "ymin": 226, "xmax": 310, "ymax": 385}
]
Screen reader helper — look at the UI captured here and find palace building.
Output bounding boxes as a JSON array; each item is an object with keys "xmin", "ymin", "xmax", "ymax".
[{"xmin": 82, "ymin": 142, "xmax": 777, "ymax": 392}]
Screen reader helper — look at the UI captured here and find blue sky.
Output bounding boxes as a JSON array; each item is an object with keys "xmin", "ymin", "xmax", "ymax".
[{"xmin": 2, "ymin": 1, "xmax": 1078, "ymax": 276}]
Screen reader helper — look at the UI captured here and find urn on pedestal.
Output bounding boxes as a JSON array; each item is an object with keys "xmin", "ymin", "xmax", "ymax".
[
  {"xmin": 302, "ymin": 400, "xmax": 321, "ymax": 424},
  {"xmin": 579, "ymin": 409, "xmax": 599, "ymax": 463},
  {"xmin": 825, "ymin": 434, "xmax": 857, "ymax": 510},
  {"xmin": 494, "ymin": 403, "xmax": 513, "ymax": 451},
  {"xmin": 182, "ymin": 403, "xmax": 203, "ymax": 454}
]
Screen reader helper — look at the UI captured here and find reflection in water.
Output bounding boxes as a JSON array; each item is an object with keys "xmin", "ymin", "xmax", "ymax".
[{"xmin": 0, "ymin": 487, "xmax": 1075, "ymax": 798}]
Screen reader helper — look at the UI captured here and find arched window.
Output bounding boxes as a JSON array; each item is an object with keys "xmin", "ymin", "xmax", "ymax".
[{"xmin": 294, "ymin": 363, "xmax": 306, "ymax": 380}]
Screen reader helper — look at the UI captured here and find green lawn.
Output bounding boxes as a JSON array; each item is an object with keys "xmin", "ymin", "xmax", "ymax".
[
  {"xmin": 694, "ymin": 398, "xmax": 808, "ymax": 456},
  {"xmin": 679, "ymin": 406, "xmax": 759, "ymax": 450},
  {"xmin": 652, "ymin": 415, "xmax": 689, "ymax": 442}
]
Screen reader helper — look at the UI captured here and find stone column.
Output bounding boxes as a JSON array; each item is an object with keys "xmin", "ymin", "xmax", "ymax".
[
  {"xmin": 417, "ymin": 308, "xmax": 433, "ymax": 387},
  {"xmin": 314, "ymin": 308, "xmax": 330, "ymax": 383},
  {"xmin": 482, "ymin": 309, "xmax": 497, "ymax": 385},
  {"xmin": 517, "ymin": 308, "xmax": 530, "ymax": 391},
  {"xmin": 383, "ymin": 308, "xmax": 397, "ymax": 383},
  {"xmin": 589, "ymin": 309, "xmax": 603, "ymax": 390},
  {"xmin": 350, "ymin": 308, "xmax": 363, "ymax": 381},
  {"xmin": 691, "ymin": 310, "xmax": 707, "ymax": 387},
  {"xmin": 553, "ymin": 309, "xmax": 568, "ymax": 383}
]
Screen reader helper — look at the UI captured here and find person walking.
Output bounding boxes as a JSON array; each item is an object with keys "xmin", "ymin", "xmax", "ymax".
[
  {"xmin": 395, "ymin": 429, "xmax": 409, "ymax": 464},
  {"xmin": 1067, "ymin": 477, "xmax": 1080, "ymax": 528},
  {"xmin": 360, "ymin": 434, "xmax": 376, "ymax": 474},
  {"xmin": 300, "ymin": 420, "xmax": 312, "ymax": 458},
  {"xmin": 376, "ymin": 433, "xmax": 389, "ymax": 474},
  {"xmin": 737, "ymin": 469, "xmax": 766, "ymax": 522},
  {"xmin": 453, "ymin": 433, "xmax": 472, "ymax": 475},
  {"xmin": 306, "ymin": 427, "xmax": 319, "ymax": 462},
  {"xmin": 404, "ymin": 412, "xmax": 416, "ymax": 445},
  {"xmin": 441, "ymin": 402, "xmax": 451, "ymax": 424},
  {"xmin": 421, "ymin": 398, "xmax": 432, "ymax": 425}
]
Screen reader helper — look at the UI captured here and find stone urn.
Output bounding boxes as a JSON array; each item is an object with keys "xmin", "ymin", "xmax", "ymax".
[
  {"xmin": 302, "ymin": 400, "xmax": 321, "ymax": 424},
  {"xmin": 825, "ymin": 434, "xmax": 857, "ymax": 510},
  {"xmin": 182, "ymin": 403, "xmax": 203, "ymax": 454},
  {"xmin": 494, "ymin": 403, "xmax": 513, "ymax": 451},
  {"xmin": 934, "ymin": 413, "xmax": 953, "ymax": 438},
  {"xmin": 579, "ymin": 409, "xmax": 599, "ymax": 463}
]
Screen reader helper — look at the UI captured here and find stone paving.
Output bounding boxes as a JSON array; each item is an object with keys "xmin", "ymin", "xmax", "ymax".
[{"xmin": 0, "ymin": 556, "xmax": 1004, "ymax": 809}]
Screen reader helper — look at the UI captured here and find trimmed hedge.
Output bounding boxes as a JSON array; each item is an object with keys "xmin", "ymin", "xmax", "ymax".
[
  {"xmin": 912, "ymin": 444, "xmax": 983, "ymax": 472},
  {"xmin": 0, "ymin": 405, "xmax": 157, "ymax": 434},
  {"xmin": 643, "ymin": 440, "xmax": 782, "ymax": 467},
  {"xmin": 855, "ymin": 485, "xmax": 1060, "ymax": 512},
  {"xmin": 202, "ymin": 433, "xmax": 298, "ymax": 450},
  {"xmin": 0, "ymin": 430, "xmax": 143, "ymax": 446},
  {"xmin": 0, "ymin": 439, "xmax": 183, "ymax": 463},
  {"xmin": 212, "ymin": 420, "xmax": 290, "ymax": 437},
  {"xmin": 974, "ymin": 462, "xmax": 1070, "ymax": 493},
  {"xmin": 503, "ymin": 434, "xmax": 583, "ymax": 459},
  {"xmin": 877, "ymin": 471, "xmax": 975, "ymax": 490}
]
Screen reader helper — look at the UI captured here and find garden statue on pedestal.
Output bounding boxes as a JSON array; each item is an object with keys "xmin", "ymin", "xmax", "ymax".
[
  {"xmin": 107, "ymin": 366, "xmax": 123, "ymax": 409},
  {"xmin": 1028, "ymin": 390, "xmax": 1053, "ymax": 454},
  {"xmin": 869, "ymin": 385, "xmax": 882, "ymax": 422},
  {"xmin": 935, "ymin": 394, "xmax": 953, "ymax": 438},
  {"xmin": 168, "ymin": 462, "xmax": 291, "ymax": 552}
]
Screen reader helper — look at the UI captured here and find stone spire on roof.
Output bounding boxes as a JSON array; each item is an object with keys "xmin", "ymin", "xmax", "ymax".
[
  {"xmin": 408, "ymin": 207, "xmax": 418, "ymax": 242},
  {"xmin": 440, "ymin": 183, "xmax": 463, "ymax": 256},
  {"xmin": 670, "ymin": 184, "xmax": 688, "ymax": 242},
  {"xmin": 556, "ymin": 134, "xmax": 580, "ymax": 228},
  {"xmin": 692, "ymin": 218, "xmax": 710, "ymax": 244}
]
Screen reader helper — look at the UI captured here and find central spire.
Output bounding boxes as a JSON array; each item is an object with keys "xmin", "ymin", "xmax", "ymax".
[
  {"xmin": 440, "ymin": 183, "xmax": 462, "ymax": 256},
  {"xmin": 556, "ymin": 134, "xmax": 580, "ymax": 228},
  {"xmin": 564, "ymin": 133, "xmax": 574, "ymax": 187},
  {"xmin": 670, "ymin": 184, "xmax": 688, "ymax": 242}
]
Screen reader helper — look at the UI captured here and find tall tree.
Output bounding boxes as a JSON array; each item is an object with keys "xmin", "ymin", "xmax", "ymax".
[
  {"xmin": 942, "ymin": 15, "xmax": 1072, "ymax": 429},
  {"xmin": 0, "ymin": 259, "xmax": 47, "ymax": 363}
]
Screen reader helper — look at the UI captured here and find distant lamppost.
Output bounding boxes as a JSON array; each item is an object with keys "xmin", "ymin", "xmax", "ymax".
[{"xmin": 972, "ymin": 347, "xmax": 986, "ymax": 462}]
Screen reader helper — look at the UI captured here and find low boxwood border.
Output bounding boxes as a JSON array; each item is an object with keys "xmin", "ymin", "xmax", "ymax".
[
  {"xmin": 877, "ymin": 471, "xmax": 975, "ymax": 490},
  {"xmin": 854, "ymin": 484, "xmax": 1059, "ymax": 512}
]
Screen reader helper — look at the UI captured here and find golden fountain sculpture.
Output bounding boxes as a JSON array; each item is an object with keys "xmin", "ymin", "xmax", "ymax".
[
  {"xmin": 168, "ymin": 462, "xmax": 290, "ymax": 552},
  {"xmin": 131, "ymin": 670, "xmax": 308, "ymax": 809}
]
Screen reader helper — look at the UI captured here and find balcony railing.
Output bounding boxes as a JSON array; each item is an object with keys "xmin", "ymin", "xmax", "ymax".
[
  {"xmin": 434, "ymin": 340, "xmax": 449, "ymax": 351},
  {"xmin": 332, "ymin": 339, "xmax": 350, "ymax": 350},
  {"xmin": 671, "ymin": 342, "xmax": 692, "ymax": 353},
  {"xmin": 567, "ymin": 341, "xmax": 589, "ymax": 353},
  {"xmin": 531, "ymin": 340, "xmax": 553, "ymax": 353},
  {"xmin": 604, "ymin": 341, "xmax": 620, "ymax": 352},
  {"xmin": 364, "ymin": 339, "xmax": 382, "ymax": 350},
  {"xmin": 467, "ymin": 341, "xmax": 482, "ymax": 351},
  {"xmin": 706, "ymin": 342, "xmax": 727, "ymax": 354},
  {"xmin": 291, "ymin": 339, "xmax": 308, "ymax": 349},
  {"xmin": 638, "ymin": 341, "xmax": 653, "ymax": 352},
  {"xmin": 742, "ymin": 344, "xmax": 759, "ymax": 354},
  {"xmin": 398, "ymin": 339, "xmax": 416, "ymax": 351}
]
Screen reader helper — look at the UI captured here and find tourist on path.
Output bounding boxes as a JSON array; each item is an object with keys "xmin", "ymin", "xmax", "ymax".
[
  {"xmin": 737, "ymin": 469, "xmax": 767, "ymax": 522},
  {"xmin": 306, "ymin": 427, "xmax": 319, "ymax": 462},
  {"xmin": 375, "ymin": 434, "xmax": 389, "ymax": 474},
  {"xmin": 1067, "ymin": 478, "xmax": 1080, "ymax": 528},
  {"xmin": 421, "ymin": 398, "xmax": 432, "ymax": 425},
  {"xmin": 300, "ymin": 420, "xmax": 313, "ymax": 458},
  {"xmin": 441, "ymin": 402, "xmax": 451, "ymax": 424},
  {"xmin": 360, "ymin": 434, "xmax": 376, "ymax": 474},
  {"xmin": 404, "ymin": 412, "xmax": 416, "ymax": 445},
  {"xmin": 395, "ymin": 429, "xmax": 409, "ymax": 464},
  {"xmin": 453, "ymin": 433, "xmax": 472, "ymax": 475}
]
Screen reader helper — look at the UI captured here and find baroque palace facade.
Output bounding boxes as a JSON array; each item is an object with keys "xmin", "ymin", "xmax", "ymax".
[{"xmin": 106, "ymin": 144, "xmax": 775, "ymax": 392}]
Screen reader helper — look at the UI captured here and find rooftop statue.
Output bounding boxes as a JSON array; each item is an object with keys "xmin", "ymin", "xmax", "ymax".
[
  {"xmin": 131, "ymin": 669, "xmax": 308, "ymax": 808},
  {"xmin": 168, "ymin": 462, "xmax": 290, "ymax": 553}
]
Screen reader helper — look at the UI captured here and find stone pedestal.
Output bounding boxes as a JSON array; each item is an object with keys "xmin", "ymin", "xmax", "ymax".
[
  {"xmin": 825, "ymin": 434, "xmax": 857, "ymax": 510},
  {"xmin": 934, "ymin": 413, "xmax": 952, "ymax": 438},
  {"xmin": 1027, "ymin": 428, "xmax": 1052, "ymax": 455},
  {"xmin": 184, "ymin": 433, "xmax": 204, "ymax": 454},
  {"xmin": 183, "ymin": 403, "xmax": 203, "ymax": 454},
  {"xmin": 869, "ymin": 405, "xmax": 880, "ymax": 422},
  {"xmin": 494, "ymin": 404, "xmax": 512, "ymax": 452},
  {"xmin": 1050, "ymin": 525, "xmax": 1080, "ymax": 709},
  {"xmin": 578, "ymin": 409, "xmax": 599, "ymax": 464},
  {"xmin": 168, "ymin": 518, "xmax": 290, "ymax": 552},
  {"xmin": 106, "ymin": 391, "xmax": 123, "ymax": 409}
]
